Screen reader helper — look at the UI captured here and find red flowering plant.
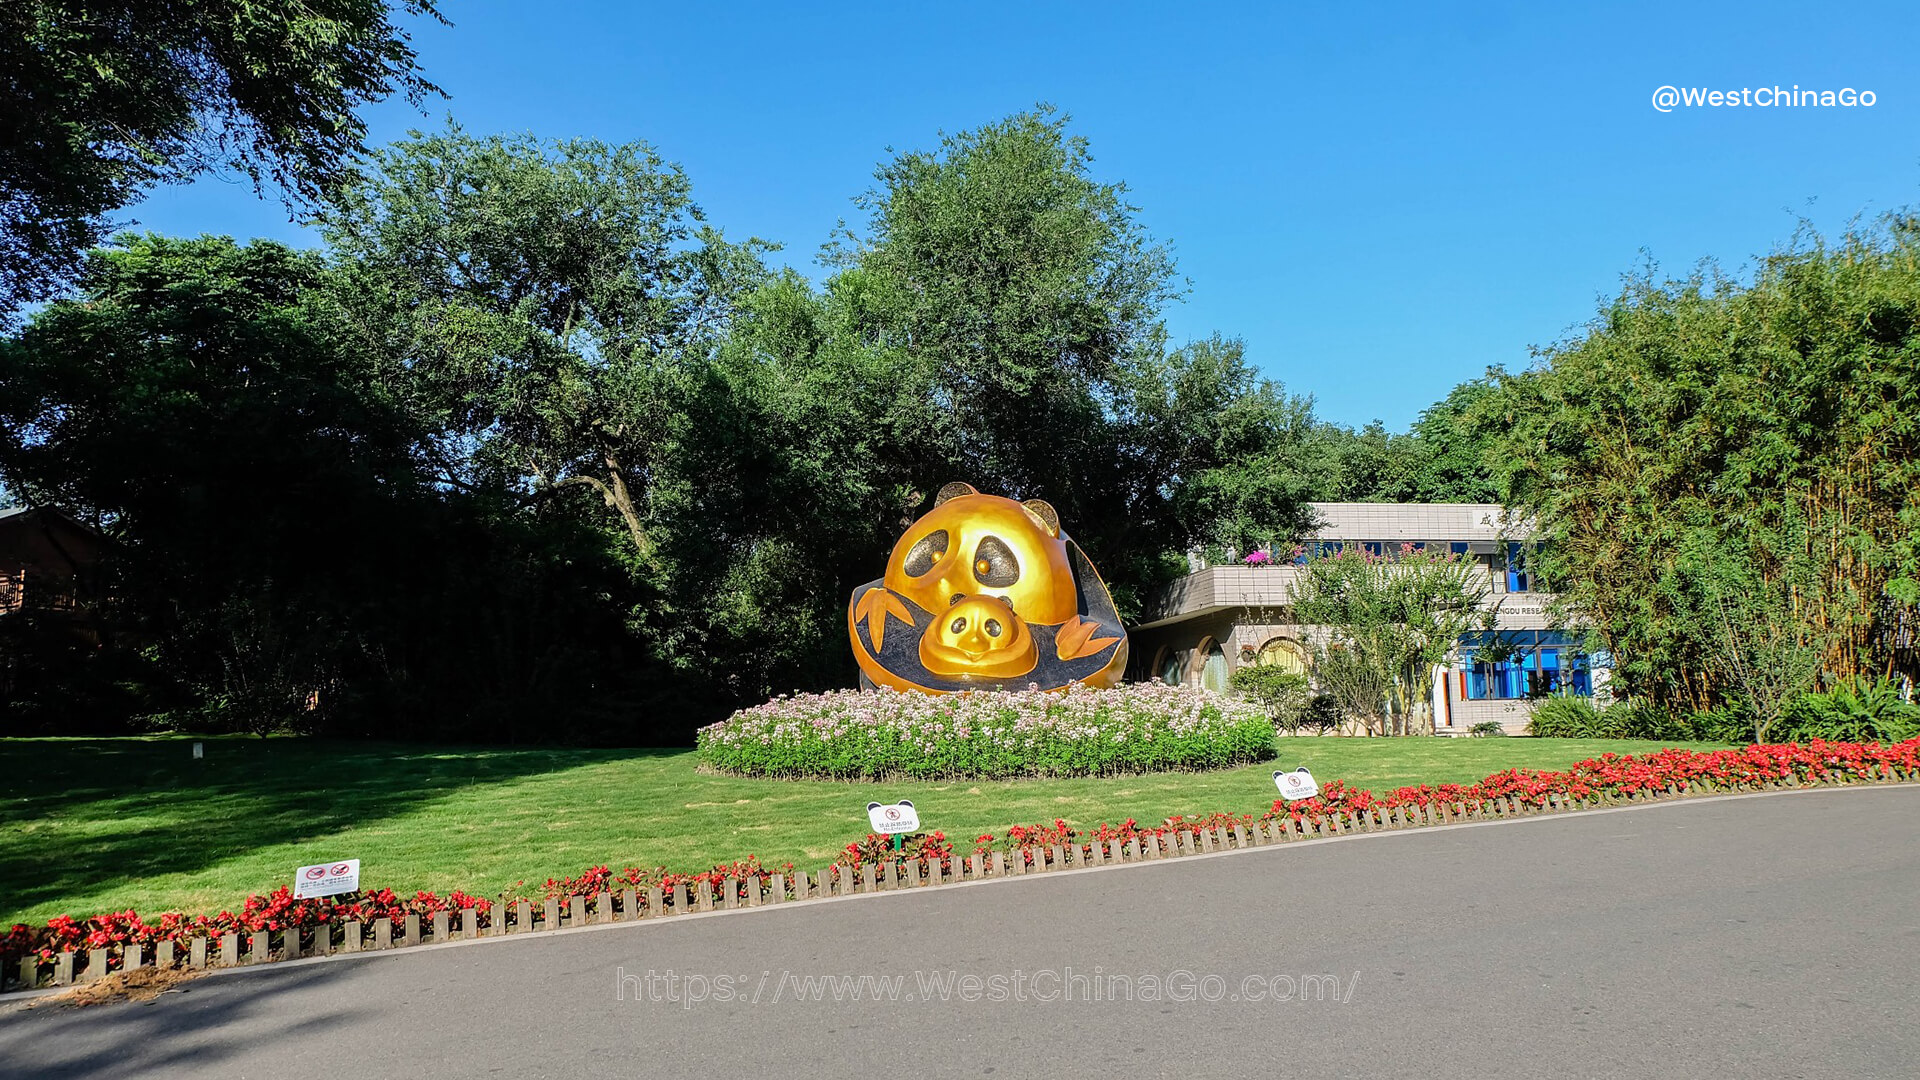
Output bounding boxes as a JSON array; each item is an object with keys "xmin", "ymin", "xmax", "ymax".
[
  {"xmin": 688, "ymin": 857, "xmax": 799, "ymax": 906},
  {"xmin": 1000, "ymin": 819, "xmax": 1078, "ymax": 867},
  {"xmin": 1088, "ymin": 817, "xmax": 1155, "ymax": 843},
  {"xmin": 837, "ymin": 831, "xmax": 954, "ymax": 873},
  {"xmin": 1162, "ymin": 811, "xmax": 1258, "ymax": 839}
]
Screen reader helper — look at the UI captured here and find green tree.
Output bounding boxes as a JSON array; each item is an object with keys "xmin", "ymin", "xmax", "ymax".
[
  {"xmin": 820, "ymin": 107, "xmax": 1319, "ymax": 599},
  {"xmin": 0, "ymin": 235, "xmax": 423, "ymax": 730},
  {"xmin": 1400, "ymin": 372, "xmax": 1507, "ymax": 502},
  {"xmin": 1495, "ymin": 218, "xmax": 1920, "ymax": 709},
  {"xmin": 0, "ymin": 234, "xmax": 706, "ymax": 741},
  {"xmin": 822, "ymin": 106, "xmax": 1180, "ymax": 509},
  {"xmin": 1228, "ymin": 664, "xmax": 1312, "ymax": 733},
  {"xmin": 317, "ymin": 125, "xmax": 772, "ymax": 560},
  {"xmin": 1, "ymin": 0, "xmax": 443, "ymax": 320},
  {"xmin": 1288, "ymin": 548, "xmax": 1491, "ymax": 735}
]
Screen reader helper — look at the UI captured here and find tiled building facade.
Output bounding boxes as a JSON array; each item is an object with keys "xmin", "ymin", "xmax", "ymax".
[{"xmin": 1127, "ymin": 503, "xmax": 1606, "ymax": 734}]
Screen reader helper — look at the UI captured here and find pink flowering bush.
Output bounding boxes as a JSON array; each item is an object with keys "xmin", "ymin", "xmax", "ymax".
[{"xmin": 696, "ymin": 682, "xmax": 1276, "ymax": 780}]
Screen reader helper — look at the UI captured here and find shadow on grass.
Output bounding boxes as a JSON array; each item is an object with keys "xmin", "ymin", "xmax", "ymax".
[{"xmin": 0, "ymin": 738, "xmax": 682, "ymax": 921}]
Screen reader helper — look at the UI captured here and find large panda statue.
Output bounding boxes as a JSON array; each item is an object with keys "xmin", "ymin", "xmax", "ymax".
[{"xmin": 848, "ymin": 482, "xmax": 1129, "ymax": 692}]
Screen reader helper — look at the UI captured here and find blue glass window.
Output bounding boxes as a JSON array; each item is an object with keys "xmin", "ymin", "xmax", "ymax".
[
  {"xmin": 1458, "ymin": 631, "xmax": 1590, "ymax": 700},
  {"xmin": 1505, "ymin": 541, "xmax": 1531, "ymax": 592}
]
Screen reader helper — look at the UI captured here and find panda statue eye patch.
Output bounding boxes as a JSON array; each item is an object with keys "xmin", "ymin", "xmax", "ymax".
[
  {"xmin": 902, "ymin": 529, "xmax": 949, "ymax": 577},
  {"xmin": 973, "ymin": 536, "xmax": 1020, "ymax": 587}
]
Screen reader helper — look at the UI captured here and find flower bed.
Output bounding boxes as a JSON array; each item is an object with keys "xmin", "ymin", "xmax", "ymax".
[
  {"xmin": 695, "ymin": 683, "xmax": 1276, "ymax": 780},
  {"xmin": 6, "ymin": 738, "xmax": 1916, "ymax": 990}
]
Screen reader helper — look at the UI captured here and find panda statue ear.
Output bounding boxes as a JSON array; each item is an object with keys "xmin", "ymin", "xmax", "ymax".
[
  {"xmin": 1022, "ymin": 499, "xmax": 1061, "ymax": 537},
  {"xmin": 934, "ymin": 482, "xmax": 979, "ymax": 506}
]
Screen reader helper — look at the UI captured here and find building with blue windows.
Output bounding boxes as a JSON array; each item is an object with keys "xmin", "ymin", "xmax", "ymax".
[{"xmin": 1128, "ymin": 503, "xmax": 1608, "ymax": 734}]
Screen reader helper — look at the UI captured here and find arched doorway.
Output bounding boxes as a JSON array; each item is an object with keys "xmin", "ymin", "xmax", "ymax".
[
  {"xmin": 1198, "ymin": 639, "xmax": 1229, "ymax": 694},
  {"xmin": 1254, "ymin": 637, "xmax": 1310, "ymax": 676},
  {"xmin": 1157, "ymin": 646, "xmax": 1187, "ymax": 686}
]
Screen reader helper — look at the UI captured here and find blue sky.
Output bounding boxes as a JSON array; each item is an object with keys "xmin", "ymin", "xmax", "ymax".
[{"xmin": 126, "ymin": 2, "xmax": 1919, "ymax": 429}]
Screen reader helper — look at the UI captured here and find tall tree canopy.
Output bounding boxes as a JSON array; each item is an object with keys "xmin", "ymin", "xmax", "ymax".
[
  {"xmin": 1, "ymin": 0, "xmax": 442, "ymax": 320},
  {"xmin": 822, "ymin": 109, "xmax": 1319, "ymax": 575},
  {"xmin": 0, "ymin": 235, "xmax": 690, "ymax": 739},
  {"xmin": 317, "ymin": 125, "xmax": 771, "ymax": 560},
  {"xmin": 1492, "ymin": 217, "xmax": 1920, "ymax": 710}
]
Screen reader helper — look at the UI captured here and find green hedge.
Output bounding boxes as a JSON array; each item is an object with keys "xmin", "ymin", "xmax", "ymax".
[{"xmin": 696, "ymin": 683, "xmax": 1276, "ymax": 780}]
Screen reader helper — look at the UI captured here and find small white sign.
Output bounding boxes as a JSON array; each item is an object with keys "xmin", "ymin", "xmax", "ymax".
[
  {"xmin": 866, "ymin": 800, "xmax": 920, "ymax": 834},
  {"xmin": 293, "ymin": 858, "xmax": 361, "ymax": 899},
  {"xmin": 1273, "ymin": 768, "xmax": 1320, "ymax": 801}
]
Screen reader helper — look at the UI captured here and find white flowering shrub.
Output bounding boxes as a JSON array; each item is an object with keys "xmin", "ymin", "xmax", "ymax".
[{"xmin": 696, "ymin": 682, "xmax": 1275, "ymax": 779}]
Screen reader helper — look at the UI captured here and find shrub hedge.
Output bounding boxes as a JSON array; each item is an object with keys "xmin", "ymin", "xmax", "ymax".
[
  {"xmin": 695, "ymin": 683, "xmax": 1277, "ymax": 780},
  {"xmin": 1526, "ymin": 694, "xmax": 1751, "ymax": 741}
]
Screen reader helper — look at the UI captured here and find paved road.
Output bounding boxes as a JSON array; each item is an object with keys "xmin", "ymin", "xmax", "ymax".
[{"xmin": 4, "ymin": 786, "xmax": 1917, "ymax": 1079}]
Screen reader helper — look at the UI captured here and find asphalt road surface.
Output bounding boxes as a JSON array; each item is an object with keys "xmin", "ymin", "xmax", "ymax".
[{"xmin": 4, "ymin": 785, "xmax": 1917, "ymax": 1079}]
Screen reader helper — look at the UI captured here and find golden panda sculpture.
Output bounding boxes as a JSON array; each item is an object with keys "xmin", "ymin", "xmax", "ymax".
[{"xmin": 848, "ymin": 482, "xmax": 1129, "ymax": 692}]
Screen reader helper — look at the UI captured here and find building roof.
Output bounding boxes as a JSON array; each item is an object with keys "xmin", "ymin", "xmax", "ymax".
[{"xmin": 1306, "ymin": 502, "xmax": 1530, "ymax": 541}]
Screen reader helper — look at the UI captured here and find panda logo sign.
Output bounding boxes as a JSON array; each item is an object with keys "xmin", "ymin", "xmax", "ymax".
[
  {"xmin": 292, "ymin": 857, "xmax": 360, "ymax": 899},
  {"xmin": 1273, "ymin": 768, "xmax": 1319, "ymax": 802},
  {"xmin": 866, "ymin": 800, "xmax": 920, "ymax": 834}
]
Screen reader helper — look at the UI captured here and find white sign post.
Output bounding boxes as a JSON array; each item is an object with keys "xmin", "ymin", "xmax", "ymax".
[
  {"xmin": 1273, "ymin": 768, "xmax": 1320, "ymax": 801},
  {"xmin": 293, "ymin": 858, "xmax": 361, "ymax": 899},
  {"xmin": 866, "ymin": 800, "xmax": 920, "ymax": 835}
]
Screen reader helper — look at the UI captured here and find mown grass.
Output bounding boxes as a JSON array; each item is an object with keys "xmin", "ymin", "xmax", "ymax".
[{"xmin": 0, "ymin": 734, "xmax": 1732, "ymax": 925}]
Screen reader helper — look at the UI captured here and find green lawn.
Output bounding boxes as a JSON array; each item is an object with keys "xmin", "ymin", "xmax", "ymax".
[{"xmin": 1, "ymin": 735, "xmax": 1731, "ymax": 926}]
